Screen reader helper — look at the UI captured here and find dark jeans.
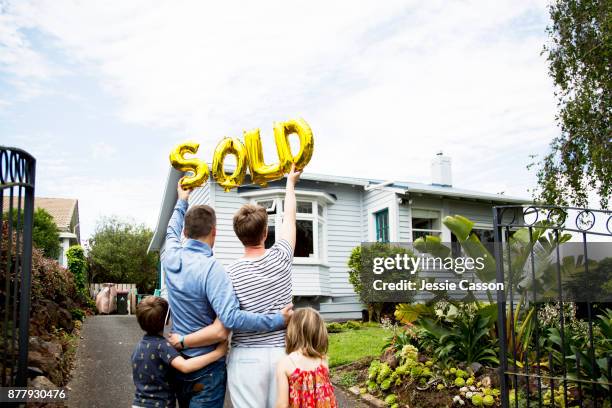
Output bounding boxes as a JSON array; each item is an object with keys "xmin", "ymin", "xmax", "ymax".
[{"xmin": 175, "ymin": 359, "xmax": 226, "ymax": 408}]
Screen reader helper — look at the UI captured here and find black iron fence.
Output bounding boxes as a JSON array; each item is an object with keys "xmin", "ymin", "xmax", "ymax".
[
  {"xmin": 494, "ymin": 205, "xmax": 612, "ymax": 407},
  {"xmin": 0, "ymin": 146, "xmax": 36, "ymax": 387}
]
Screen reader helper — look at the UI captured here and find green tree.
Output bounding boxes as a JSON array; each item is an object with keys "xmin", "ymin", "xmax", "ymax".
[
  {"xmin": 32, "ymin": 208, "xmax": 62, "ymax": 259},
  {"xmin": 534, "ymin": 0, "xmax": 611, "ymax": 208},
  {"xmin": 5, "ymin": 208, "xmax": 61, "ymax": 259},
  {"xmin": 88, "ymin": 217, "xmax": 158, "ymax": 293}
]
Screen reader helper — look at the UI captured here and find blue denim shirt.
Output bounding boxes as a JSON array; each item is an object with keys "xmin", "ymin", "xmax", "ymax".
[{"xmin": 162, "ymin": 199, "xmax": 284, "ymax": 357}]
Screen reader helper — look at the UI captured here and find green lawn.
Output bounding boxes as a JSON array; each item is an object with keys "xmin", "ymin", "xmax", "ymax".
[{"xmin": 328, "ymin": 325, "xmax": 391, "ymax": 368}]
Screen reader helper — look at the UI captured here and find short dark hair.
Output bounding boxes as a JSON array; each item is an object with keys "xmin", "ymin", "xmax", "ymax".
[
  {"xmin": 184, "ymin": 205, "xmax": 216, "ymax": 239},
  {"xmin": 136, "ymin": 296, "xmax": 168, "ymax": 335},
  {"xmin": 233, "ymin": 204, "xmax": 268, "ymax": 246}
]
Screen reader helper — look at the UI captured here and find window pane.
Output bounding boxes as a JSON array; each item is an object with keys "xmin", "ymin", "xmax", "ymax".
[
  {"xmin": 375, "ymin": 209, "xmax": 389, "ymax": 243},
  {"xmin": 318, "ymin": 221, "xmax": 324, "ymax": 259},
  {"xmin": 412, "ymin": 217, "xmax": 433, "ymax": 230},
  {"xmin": 412, "ymin": 210, "xmax": 440, "ymax": 231},
  {"xmin": 257, "ymin": 199, "xmax": 276, "ymax": 214},
  {"xmin": 295, "ymin": 220, "xmax": 314, "ymax": 257},
  {"xmin": 264, "ymin": 224, "xmax": 276, "ymax": 249},
  {"xmin": 317, "ymin": 203, "xmax": 324, "ymax": 217},
  {"xmin": 297, "ymin": 201, "xmax": 313, "ymax": 214},
  {"xmin": 257, "ymin": 199, "xmax": 273, "ymax": 209}
]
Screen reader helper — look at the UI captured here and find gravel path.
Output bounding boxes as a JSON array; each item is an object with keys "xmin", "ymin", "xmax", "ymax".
[{"xmin": 66, "ymin": 315, "xmax": 366, "ymax": 408}]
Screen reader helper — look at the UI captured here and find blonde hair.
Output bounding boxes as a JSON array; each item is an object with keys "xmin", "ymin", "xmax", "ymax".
[{"xmin": 285, "ymin": 307, "xmax": 328, "ymax": 358}]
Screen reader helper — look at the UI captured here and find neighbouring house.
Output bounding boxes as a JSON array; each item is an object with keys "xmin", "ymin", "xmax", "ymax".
[
  {"xmin": 2, "ymin": 196, "xmax": 80, "ymax": 267},
  {"xmin": 148, "ymin": 153, "xmax": 526, "ymax": 320}
]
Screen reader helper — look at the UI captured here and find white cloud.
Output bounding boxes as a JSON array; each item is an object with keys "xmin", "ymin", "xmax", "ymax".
[
  {"xmin": 5, "ymin": 132, "xmax": 161, "ymax": 239},
  {"xmin": 91, "ymin": 141, "xmax": 116, "ymax": 159},
  {"xmin": 0, "ymin": 0, "xmax": 562, "ymax": 236},
  {"xmin": 48, "ymin": 174, "xmax": 161, "ymax": 240},
  {"xmin": 0, "ymin": 2, "xmax": 66, "ymax": 99}
]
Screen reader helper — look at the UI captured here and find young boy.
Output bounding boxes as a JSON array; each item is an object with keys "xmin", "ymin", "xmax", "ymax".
[{"xmin": 131, "ymin": 296, "xmax": 227, "ymax": 408}]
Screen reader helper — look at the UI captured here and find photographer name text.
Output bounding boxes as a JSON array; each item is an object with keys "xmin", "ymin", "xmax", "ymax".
[{"xmin": 372, "ymin": 279, "xmax": 504, "ymax": 292}]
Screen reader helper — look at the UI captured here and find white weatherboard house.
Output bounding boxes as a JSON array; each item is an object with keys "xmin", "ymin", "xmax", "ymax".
[{"xmin": 148, "ymin": 153, "xmax": 525, "ymax": 320}]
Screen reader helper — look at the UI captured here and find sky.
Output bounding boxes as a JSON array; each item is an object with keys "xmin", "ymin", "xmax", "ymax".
[{"xmin": 0, "ymin": 0, "xmax": 561, "ymax": 240}]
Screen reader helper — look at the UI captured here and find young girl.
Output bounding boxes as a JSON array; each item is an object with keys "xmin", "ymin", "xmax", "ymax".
[{"xmin": 275, "ymin": 308, "xmax": 337, "ymax": 408}]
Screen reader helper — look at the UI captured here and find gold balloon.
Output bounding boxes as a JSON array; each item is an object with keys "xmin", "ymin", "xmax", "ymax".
[
  {"xmin": 244, "ymin": 128, "xmax": 287, "ymax": 187},
  {"xmin": 273, "ymin": 118, "xmax": 314, "ymax": 171},
  {"xmin": 169, "ymin": 141, "xmax": 209, "ymax": 189},
  {"xmin": 212, "ymin": 137, "xmax": 248, "ymax": 192}
]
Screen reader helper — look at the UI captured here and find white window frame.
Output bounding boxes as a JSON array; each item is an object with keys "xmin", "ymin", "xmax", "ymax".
[
  {"xmin": 239, "ymin": 189, "xmax": 333, "ymax": 265},
  {"xmin": 411, "ymin": 208, "xmax": 442, "ymax": 241},
  {"xmin": 367, "ymin": 198, "xmax": 399, "ymax": 242}
]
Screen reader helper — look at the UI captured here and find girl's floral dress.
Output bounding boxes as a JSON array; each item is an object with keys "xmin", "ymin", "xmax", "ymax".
[{"xmin": 287, "ymin": 357, "xmax": 337, "ymax": 408}]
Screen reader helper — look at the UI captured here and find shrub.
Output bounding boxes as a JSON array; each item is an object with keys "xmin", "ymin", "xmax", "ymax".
[
  {"xmin": 345, "ymin": 320, "xmax": 361, "ymax": 330},
  {"xmin": 70, "ymin": 308, "xmax": 86, "ymax": 321},
  {"xmin": 348, "ymin": 243, "xmax": 417, "ymax": 322},
  {"xmin": 428, "ymin": 305, "xmax": 498, "ymax": 366},
  {"xmin": 383, "ymin": 326, "xmax": 418, "ymax": 354},
  {"xmin": 30, "ymin": 246, "xmax": 76, "ymax": 303},
  {"xmin": 326, "ymin": 322, "xmax": 344, "ymax": 333},
  {"xmin": 66, "ymin": 245, "xmax": 91, "ymax": 304},
  {"xmin": 1, "ymin": 219, "xmax": 75, "ymax": 304}
]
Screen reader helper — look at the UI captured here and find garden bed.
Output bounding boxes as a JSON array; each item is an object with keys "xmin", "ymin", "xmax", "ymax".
[
  {"xmin": 332, "ymin": 351, "xmax": 502, "ymax": 408},
  {"xmin": 327, "ymin": 320, "xmax": 503, "ymax": 407}
]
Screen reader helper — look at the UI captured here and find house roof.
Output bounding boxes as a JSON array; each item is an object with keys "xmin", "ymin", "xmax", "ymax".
[
  {"xmin": 300, "ymin": 172, "xmax": 527, "ymax": 203},
  {"xmin": 148, "ymin": 167, "xmax": 528, "ymax": 252},
  {"xmin": 2, "ymin": 196, "xmax": 79, "ymax": 233}
]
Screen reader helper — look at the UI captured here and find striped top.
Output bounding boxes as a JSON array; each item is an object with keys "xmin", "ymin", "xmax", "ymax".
[{"xmin": 228, "ymin": 239, "xmax": 293, "ymax": 347}]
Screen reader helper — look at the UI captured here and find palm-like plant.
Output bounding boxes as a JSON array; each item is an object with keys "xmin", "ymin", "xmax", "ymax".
[
  {"xmin": 419, "ymin": 303, "xmax": 500, "ymax": 366},
  {"xmin": 546, "ymin": 310, "xmax": 611, "ymax": 393},
  {"xmin": 396, "ymin": 214, "xmax": 572, "ymax": 368}
]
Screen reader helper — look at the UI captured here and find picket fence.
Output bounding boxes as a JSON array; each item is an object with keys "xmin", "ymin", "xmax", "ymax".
[{"xmin": 89, "ymin": 283, "xmax": 137, "ymax": 299}]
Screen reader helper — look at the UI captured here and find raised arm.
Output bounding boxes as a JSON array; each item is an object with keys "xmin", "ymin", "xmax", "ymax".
[
  {"xmin": 205, "ymin": 262, "xmax": 292, "ymax": 332},
  {"xmin": 279, "ymin": 164, "xmax": 302, "ymax": 250},
  {"xmin": 162, "ymin": 182, "xmax": 191, "ymax": 263}
]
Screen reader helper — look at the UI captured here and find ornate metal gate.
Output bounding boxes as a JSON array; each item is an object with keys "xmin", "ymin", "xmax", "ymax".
[
  {"xmin": 494, "ymin": 205, "xmax": 612, "ymax": 407},
  {"xmin": 0, "ymin": 146, "xmax": 36, "ymax": 387}
]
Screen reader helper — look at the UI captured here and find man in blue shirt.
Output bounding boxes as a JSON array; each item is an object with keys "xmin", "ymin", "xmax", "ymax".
[{"xmin": 162, "ymin": 182, "xmax": 292, "ymax": 407}]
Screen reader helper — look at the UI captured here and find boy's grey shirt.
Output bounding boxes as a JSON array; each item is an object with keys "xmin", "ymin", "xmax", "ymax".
[{"xmin": 162, "ymin": 199, "xmax": 284, "ymax": 357}]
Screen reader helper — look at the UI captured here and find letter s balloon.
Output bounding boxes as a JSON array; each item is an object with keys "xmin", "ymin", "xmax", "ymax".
[
  {"xmin": 211, "ymin": 137, "xmax": 248, "ymax": 192},
  {"xmin": 169, "ymin": 141, "xmax": 209, "ymax": 189}
]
